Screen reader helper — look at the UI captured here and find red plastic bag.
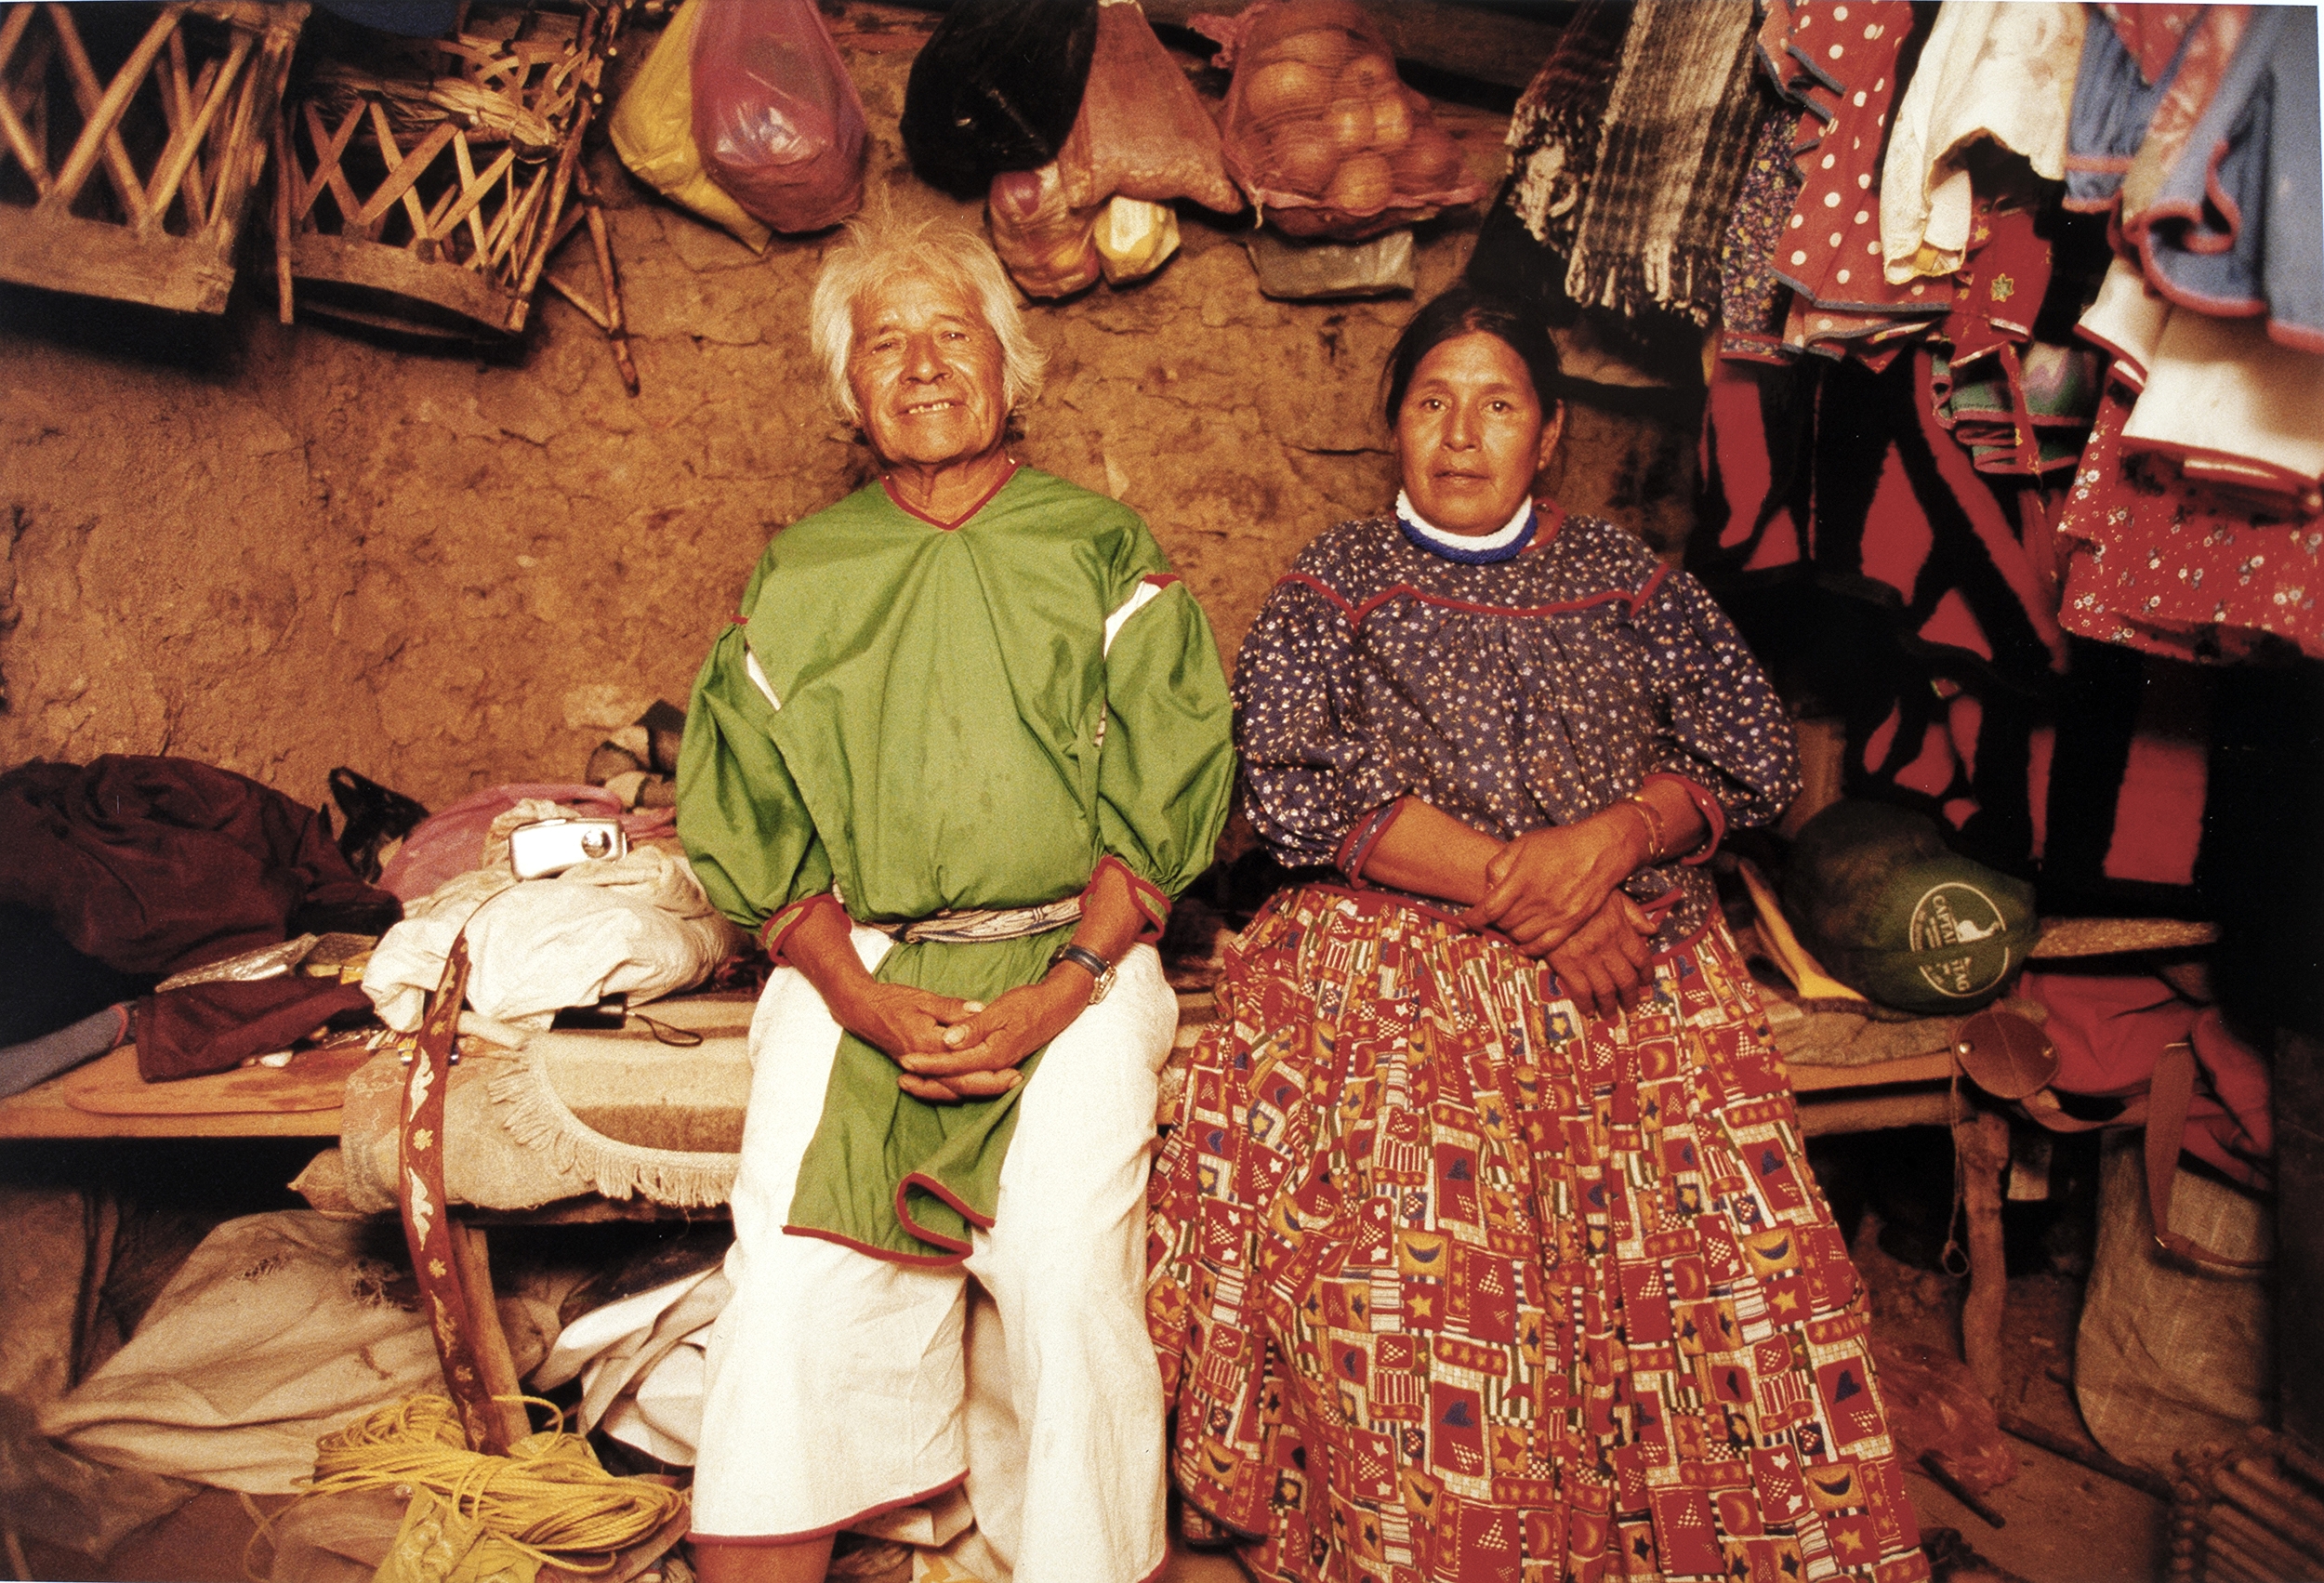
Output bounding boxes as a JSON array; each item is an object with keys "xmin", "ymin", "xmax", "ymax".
[
  {"xmin": 987, "ymin": 164, "xmax": 1103, "ymax": 299},
  {"xmin": 1057, "ymin": 0, "xmax": 1239, "ymax": 213},
  {"xmin": 691, "ymin": 0, "xmax": 868, "ymax": 234},
  {"xmin": 1192, "ymin": 0, "xmax": 1485, "ymax": 241}
]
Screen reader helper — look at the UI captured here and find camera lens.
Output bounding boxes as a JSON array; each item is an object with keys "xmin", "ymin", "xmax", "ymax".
[{"xmin": 581, "ymin": 827, "xmax": 613, "ymax": 859}]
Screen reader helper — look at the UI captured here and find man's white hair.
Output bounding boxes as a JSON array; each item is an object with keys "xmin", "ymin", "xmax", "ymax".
[{"xmin": 808, "ymin": 212, "xmax": 1046, "ymax": 428}]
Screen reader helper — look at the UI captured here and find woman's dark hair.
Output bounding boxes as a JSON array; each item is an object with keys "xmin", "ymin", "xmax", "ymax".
[{"xmin": 1381, "ymin": 284, "xmax": 1565, "ymax": 427}]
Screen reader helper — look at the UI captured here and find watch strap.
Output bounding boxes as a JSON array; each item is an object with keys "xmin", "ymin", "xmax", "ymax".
[{"xmin": 1050, "ymin": 943, "xmax": 1116, "ymax": 1003}]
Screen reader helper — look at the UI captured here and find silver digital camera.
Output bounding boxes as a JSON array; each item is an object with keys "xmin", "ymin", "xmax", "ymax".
[{"xmin": 508, "ymin": 816, "xmax": 627, "ymax": 880}]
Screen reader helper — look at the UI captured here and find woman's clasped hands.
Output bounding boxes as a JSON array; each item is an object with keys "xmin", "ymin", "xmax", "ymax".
[{"xmin": 1456, "ymin": 817, "xmax": 1657, "ymax": 1016}]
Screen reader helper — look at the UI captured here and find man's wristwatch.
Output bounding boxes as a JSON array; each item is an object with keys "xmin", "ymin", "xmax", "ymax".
[{"xmin": 1050, "ymin": 943, "xmax": 1116, "ymax": 1004}]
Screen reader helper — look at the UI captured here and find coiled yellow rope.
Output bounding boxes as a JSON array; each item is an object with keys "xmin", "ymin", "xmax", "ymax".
[{"xmin": 299, "ymin": 1394, "xmax": 684, "ymax": 1574}]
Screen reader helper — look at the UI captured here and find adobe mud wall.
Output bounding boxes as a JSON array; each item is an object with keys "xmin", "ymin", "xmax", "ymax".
[{"xmin": 0, "ymin": 4, "xmax": 1692, "ymax": 812}]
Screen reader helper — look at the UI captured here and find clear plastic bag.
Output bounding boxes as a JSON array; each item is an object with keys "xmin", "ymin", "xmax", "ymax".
[
  {"xmin": 608, "ymin": 0, "xmax": 771, "ymax": 252},
  {"xmin": 1193, "ymin": 0, "xmax": 1485, "ymax": 241},
  {"xmin": 987, "ymin": 164, "xmax": 1103, "ymax": 299},
  {"xmin": 1057, "ymin": 0, "xmax": 1239, "ymax": 214},
  {"xmin": 690, "ymin": 0, "xmax": 867, "ymax": 235}
]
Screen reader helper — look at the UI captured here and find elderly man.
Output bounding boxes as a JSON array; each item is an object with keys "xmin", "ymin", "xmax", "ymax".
[{"xmin": 676, "ymin": 215, "xmax": 1234, "ymax": 1583}]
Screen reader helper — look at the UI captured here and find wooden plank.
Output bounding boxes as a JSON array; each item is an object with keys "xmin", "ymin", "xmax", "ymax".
[
  {"xmin": 0, "ymin": 199, "xmax": 233, "ymax": 310},
  {"xmin": 286, "ymin": 225, "xmax": 521, "ymax": 335},
  {"xmin": 60, "ymin": 1044, "xmax": 368, "ymax": 1117},
  {"xmin": 0, "ymin": 1048, "xmax": 347, "ymax": 1139},
  {"xmin": 1794, "ymin": 1087, "xmax": 1953, "ymax": 1138},
  {"xmin": 1787, "ymin": 1049, "xmax": 1956, "ymax": 1093}
]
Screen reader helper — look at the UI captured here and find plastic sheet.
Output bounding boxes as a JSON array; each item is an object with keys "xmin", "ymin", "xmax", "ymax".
[
  {"xmin": 606, "ymin": 0, "xmax": 772, "ymax": 252},
  {"xmin": 1868, "ymin": 1338, "xmax": 2018, "ymax": 1493},
  {"xmin": 1057, "ymin": 0, "xmax": 1239, "ymax": 213},
  {"xmin": 903, "ymin": 0, "xmax": 1098, "ymax": 201},
  {"xmin": 1093, "ymin": 197, "xmax": 1180, "ymax": 285},
  {"xmin": 1193, "ymin": 0, "xmax": 1485, "ymax": 241},
  {"xmin": 987, "ymin": 164, "xmax": 1103, "ymax": 299},
  {"xmin": 691, "ymin": 0, "xmax": 866, "ymax": 234}
]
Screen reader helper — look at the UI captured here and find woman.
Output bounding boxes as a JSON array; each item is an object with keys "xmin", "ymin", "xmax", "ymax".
[
  {"xmin": 1146, "ymin": 287, "xmax": 1931, "ymax": 1583},
  {"xmin": 679, "ymin": 216, "xmax": 1234, "ymax": 1583}
]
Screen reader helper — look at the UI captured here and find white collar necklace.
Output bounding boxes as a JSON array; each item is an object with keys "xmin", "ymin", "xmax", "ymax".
[{"xmin": 1394, "ymin": 491, "xmax": 1538, "ymax": 564}]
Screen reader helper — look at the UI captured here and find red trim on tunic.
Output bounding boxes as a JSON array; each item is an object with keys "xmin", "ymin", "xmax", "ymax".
[
  {"xmin": 895, "ymin": 1171, "xmax": 989, "ymax": 1256},
  {"xmin": 762, "ymin": 891, "xmax": 847, "ymax": 965},
  {"xmin": 1142, "ymin": 572, "xmax": 1183, "ymax": 588},
  {"xmin": 1334, "ymin": 798, "xmax": 1407, "ymax": 883},
  {"xmin": 1277, "ymin": 573, "xmax": 1652, "ymax": 629},
  {"xmin": 1642, "ymin": 772, "xmax": 1729, "ymax": 865},
  {"xmin": 689, "ymin": 1472, "xmax": 970, "ymax": 1547},
  {"xmin": 1517, "ymin": 501, "xmax": 1569, "ymax": 552},
  {"xmin": 1089, "ymin": 852, "xmax": 1169, "ymax": 942},
  {"xmin": 779, "ymin": 1223, "xmax": 967, "ymax": 1270},
  {"xmin": 879, "ymin": 461, "xmax": 1021, "ymax": 532}
]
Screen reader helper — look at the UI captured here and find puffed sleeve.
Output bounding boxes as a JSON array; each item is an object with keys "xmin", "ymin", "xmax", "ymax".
[
  {"xmin": 1632, "ymin": 568, "xmax": 1802, "ymax": 835},
  {"xmin": 1096, "ymin": 538, "xmax": 1236, "ymax": 932},
  {"xmin": 1232, "ymin": 577, "xmax": 1422, "ymax": 867},
  {"xmin": 675, "ymin": 617, "xmax": 835, "ymax": 952}
]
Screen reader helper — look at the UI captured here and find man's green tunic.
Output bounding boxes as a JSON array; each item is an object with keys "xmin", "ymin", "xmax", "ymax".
[{"xmin": 678, "ymin": 467, "xmax": 1235, "ymax": 1261}]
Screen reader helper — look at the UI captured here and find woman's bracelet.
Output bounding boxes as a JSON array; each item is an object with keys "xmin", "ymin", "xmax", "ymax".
[{"xmin": 1619, "ymin": 793, "xmax": 1666, "ymax": 864}]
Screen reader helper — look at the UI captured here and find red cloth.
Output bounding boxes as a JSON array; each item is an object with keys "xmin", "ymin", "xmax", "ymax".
[
  {"xmin": 0, "ymin": 757, "xmax": 397, "ymax": 977},
  {"xmin": 135, "ymin": 977, "xmax": 372, "ymax": 1082},
  {"xmin": 2019, "ymin": 966, "xmax": 2272, "ymax": 1186}
]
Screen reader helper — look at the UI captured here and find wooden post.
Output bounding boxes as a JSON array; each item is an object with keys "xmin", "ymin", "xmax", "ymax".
[{"xmin": 1952, "ymin": 1106, "xmax": 2012, "ymax": 1398}]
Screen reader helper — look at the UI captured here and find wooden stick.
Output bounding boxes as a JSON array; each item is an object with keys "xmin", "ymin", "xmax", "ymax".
[
  {"xmin": 541, "ymin": 269, "xmax": 607, "ymax": 328},
  {"xmin": 448, "ymin": 1223, "xmax": 533, "ymax": 1451},
  {"xmin": 159, "ymin": 25, "xmax": 207, "ymax": 228},
  {"xmin": 1996, "ymin": 1413, "xmax": 2174, "ymax": 1501},
  {"xmin": 2206, "ymin": 1503, "xmax": 2320, "ymax": 1582},
  {"xmin": 1918, "ymin": 1450, "xmax": 2007, "ymax": 1529},
  {"xmin": 44, "ymin": 2, "xmax": 175, "ymax": 225},
  {"xmin": 0, "ymin": 76, "xmax": 47, "ymax": 194},
  {"xmin": 1951, "ymin": 1107, "xmax": 2012, "ymax": 1399},
  {"xmin": 357, "ymin": 100, "xmax": 449, "ymax": 241},
  {"xmin": 0, "ymin": 4, "xmax": 33, "ymax": 82},
  {"xmin": 271, "ymin": 117, "xmax": 293, "ymax": 323},
  {"xmin": 2217, "ymin": 1461, "xmax": 2324, "ymax": 1558},
  {"xmin": 432, "ymin": 140, "xmax": 514, "ymax": 246},
  {"xmin": 143, "ymin": 30, "xmax": 249, "ymax": 231},
  {"xmin": 297, "ymin": 99, "xmax": 364, "ymax": 224},
  {"xmin": 575, "ymin": 166, "xmax": 636, "ymax": 396}
]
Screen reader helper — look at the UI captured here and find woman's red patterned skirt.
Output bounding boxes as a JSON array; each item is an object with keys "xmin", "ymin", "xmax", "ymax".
[{"xmin": 1145, "ymin": 884, "xmax": 1931, "ymax": 1583}]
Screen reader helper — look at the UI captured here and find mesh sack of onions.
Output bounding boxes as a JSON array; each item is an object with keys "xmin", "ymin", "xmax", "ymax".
[
  {"xmin": 1193, "ymin": 0, "xmax": 1485, "ymax": 241},
  {"xmin": 1056, "ymin": 0, "xmax": 1240, "ymax": 214}
]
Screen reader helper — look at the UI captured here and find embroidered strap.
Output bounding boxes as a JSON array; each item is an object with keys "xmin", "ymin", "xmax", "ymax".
[
  {"xmin": 397, "ymin": 935, "xmax": 523, "ymax": 1454},
  {"xmin": 2146, "ymin": 1041, "xmax": 2268, "ymax": 1270}
]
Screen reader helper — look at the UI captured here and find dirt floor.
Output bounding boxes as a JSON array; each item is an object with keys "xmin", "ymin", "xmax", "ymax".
[
  {"xmin": 0, "ymin": 1136, "xmax": 2172, "ymax": 1583},
  {"xmin": 0, "ymin": 1, "xmax": 1694, "ymax": 819}
]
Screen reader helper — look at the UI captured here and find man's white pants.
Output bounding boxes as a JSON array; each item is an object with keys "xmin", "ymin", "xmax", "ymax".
[{"xmin": 690, "ymin": 929, "xmax": 1174, "ymax": 1583}]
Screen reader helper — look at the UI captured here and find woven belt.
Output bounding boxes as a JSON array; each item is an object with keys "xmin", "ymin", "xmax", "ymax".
[{"xmin": 883, "ymin": 897, "xmax": 1083, "ymax": 945}]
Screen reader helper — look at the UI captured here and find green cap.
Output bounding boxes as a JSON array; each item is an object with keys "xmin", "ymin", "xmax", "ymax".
[{"xmin": 1784, "ymin": 802, "xmax": 2040, "ymax": 1015}]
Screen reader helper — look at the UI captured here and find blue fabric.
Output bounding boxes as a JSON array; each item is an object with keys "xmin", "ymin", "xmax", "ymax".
[
  {"xmin": 2142, "ymin": 6, "xmax": 2324, "ymax": 347},
  {"xmin": 312, "ymin": 0, "xmax": 461, "ymax": 37},
  {"xmin": 0, "ymin": 1003, "xmax": 129, "ymax": 1100},
  {"xmin": 2064, "ymin": 18, "xmax": 2189, "ymax": 212}
]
